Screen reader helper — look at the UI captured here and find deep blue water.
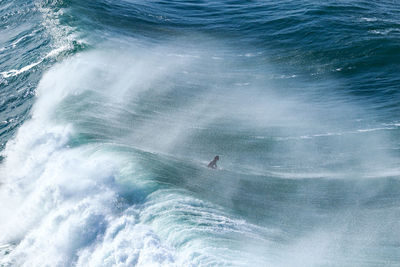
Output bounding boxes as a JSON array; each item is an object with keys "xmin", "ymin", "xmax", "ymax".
[{"xmin": 0, "ymin": 0, "xmax": 400, "ymax": 266}]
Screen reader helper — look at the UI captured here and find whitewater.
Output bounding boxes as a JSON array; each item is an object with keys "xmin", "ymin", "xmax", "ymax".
[{"xmin": 1, "ymin": 0, "xmax": 400, "ymax": 266}]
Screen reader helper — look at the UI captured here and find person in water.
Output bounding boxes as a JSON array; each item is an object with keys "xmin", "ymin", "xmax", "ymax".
[{"xmin": 207, "ymin": 155, "xmax": 219, "ymax": 169}]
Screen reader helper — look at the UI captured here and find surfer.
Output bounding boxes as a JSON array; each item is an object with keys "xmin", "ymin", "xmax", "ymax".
[{"xmin": 207, "ymin": 155, "xmax": 219, "ymax": 169}]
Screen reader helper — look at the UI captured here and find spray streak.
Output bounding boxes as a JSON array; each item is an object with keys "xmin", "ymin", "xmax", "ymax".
[{"xmin": 1, "ymin": 34, "xmax": 399, "ymax": 266}]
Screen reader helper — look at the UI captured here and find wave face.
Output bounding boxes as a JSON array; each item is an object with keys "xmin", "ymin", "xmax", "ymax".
[{"xmin": 1, "ymin": 0, "xmax": 400, "ymax": 266}]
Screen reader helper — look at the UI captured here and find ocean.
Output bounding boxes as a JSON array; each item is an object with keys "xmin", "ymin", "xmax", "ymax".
[{"xmin": 0, "ymin": 0, "xmax": 400, "ymax": 266}]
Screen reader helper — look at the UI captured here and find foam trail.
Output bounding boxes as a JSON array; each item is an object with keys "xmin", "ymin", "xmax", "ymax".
[
  {"xmin": 0, "ymin": 46, "xmax": 71, "ymax": 78},
  {"xmin": 1, "ymin": 61, "xmax": 43, "ymax": 78}
]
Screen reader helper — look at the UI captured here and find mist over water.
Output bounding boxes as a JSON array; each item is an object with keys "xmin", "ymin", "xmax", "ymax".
[{"xmin": 1, "ymin": 0, "xmax": 400, "ymax": 266}]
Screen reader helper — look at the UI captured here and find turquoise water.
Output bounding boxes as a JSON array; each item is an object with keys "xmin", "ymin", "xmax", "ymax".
[{"xmin": 0, "ymin": 0, "xmax": 400, "ymax": 266}]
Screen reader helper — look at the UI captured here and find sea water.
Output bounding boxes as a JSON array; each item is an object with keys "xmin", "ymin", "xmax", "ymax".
[{"xmin": 0, "ymin": 0, "xmax": 400, "ymax": 266}]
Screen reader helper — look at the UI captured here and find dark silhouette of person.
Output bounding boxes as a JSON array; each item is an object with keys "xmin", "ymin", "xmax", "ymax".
[{"xmin": 207, "ymin": 155, "xmax": 219, "ymax": 169}]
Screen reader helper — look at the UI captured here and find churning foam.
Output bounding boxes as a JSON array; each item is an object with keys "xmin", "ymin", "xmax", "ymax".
[
  {"xmin": 0, "ymin": 52, "xmax": 179, "ymax": 266},
  {"xmin": 0, "ymin": 117, "xmax": 179, "ymax": 266}
]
